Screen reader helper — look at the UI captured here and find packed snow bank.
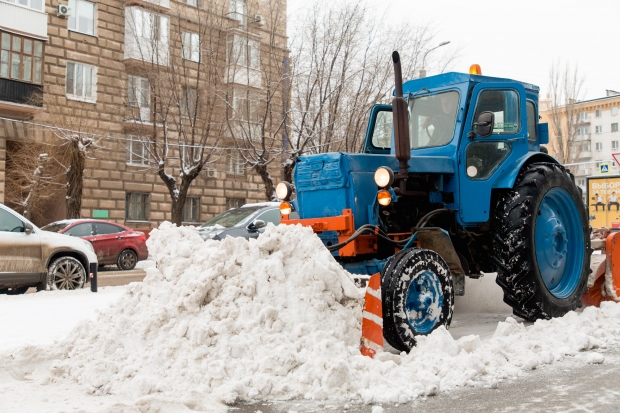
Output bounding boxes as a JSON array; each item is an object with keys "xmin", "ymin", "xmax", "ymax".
[{"xmin": 44, "ymin": 223, "xmax": 620, "ymax": 406}]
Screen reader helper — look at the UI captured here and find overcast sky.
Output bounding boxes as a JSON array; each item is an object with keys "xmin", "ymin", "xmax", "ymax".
[{"xmin": 287, "ymin": 0, "xmax": 620, "ymax": 101}]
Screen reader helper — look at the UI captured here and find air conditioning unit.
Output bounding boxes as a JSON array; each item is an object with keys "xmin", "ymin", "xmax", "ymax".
[
  {"xmin": 205, "ymin": 168, "xmax": 217, "ymax": 178},
  {"xmin": 57, "ymin": 4, "xmax": 70, "ymax": 17},
  {"xmin": 254, "ymin": 14, "xmax": 266, "ymax": 26}
]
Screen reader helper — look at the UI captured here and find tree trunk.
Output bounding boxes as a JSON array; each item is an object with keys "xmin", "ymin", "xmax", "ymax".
[
  {"xmin": 66, "ymin": 140, "xmax": 86, "ymax": 219},
  {"xmin": 282, "ymin": 157, "xmax": 296, "ymax": 184},
  {"xmin": 254, "ymin": 164, "xmax": 276, "ymax": 201}
]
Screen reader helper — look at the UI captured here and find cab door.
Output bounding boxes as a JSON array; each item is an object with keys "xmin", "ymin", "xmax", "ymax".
[{"xmin": 458, "ymin": 83, "xmax": 528, "ymax": 224}]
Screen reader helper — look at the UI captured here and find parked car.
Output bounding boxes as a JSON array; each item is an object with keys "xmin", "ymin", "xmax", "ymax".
[
  {"xmin": 0, "ymin": 203, "xmax": 98, "ymax": 294},
  {"xmin": 41, "ymin": 219, "xmax": 148, "ymax": 271},
  {"xmin": 196, "ymin": 202, "xmax": 299, "ymax": 241}
]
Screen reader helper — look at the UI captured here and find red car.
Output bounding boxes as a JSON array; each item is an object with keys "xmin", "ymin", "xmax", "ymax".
[{"xmin": 41, "ymin": 219, "xmax": 148, "ymax": 270}]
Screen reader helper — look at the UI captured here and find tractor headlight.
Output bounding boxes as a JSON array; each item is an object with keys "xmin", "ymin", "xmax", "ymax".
[
  {"xmin": 276, "ymin": 182, "xmax": 294, "ymax": 201},
  {"xmin": 374, "ymin": 167, "xmax": 394, "ymax": 188},
  {"xmin": 280, "ymin": 201, "xmax": 292, "ymax": 216},
  {"xmin": 377, "ymin": 190, "xmax": 392, "ymax": 206}
]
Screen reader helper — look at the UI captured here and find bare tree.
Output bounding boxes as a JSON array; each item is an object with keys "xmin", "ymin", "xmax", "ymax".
[
  {"xmin": 222, "ymin": 0, "xmax": 288, "ymax": 200},
  {"xmin": 123, "ymin": 0, "xmax": 227, "ymax": 224},
  {"xmin": 282, "ymin": 0, "xmax": 458, "ymax": 183},
  {"xmin": 547, "ymin": 61, "xmax": 586, "ymax": 166}
]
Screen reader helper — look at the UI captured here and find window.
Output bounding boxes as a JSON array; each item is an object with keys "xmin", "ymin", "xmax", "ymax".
[
  {"xmin": 577, "ymin": 179, "xmax": 585, "ymax": 186},
  {"xmin": 232, "ymin": 87, "xmax": 259, "ymax": 122},
  {"xmin": 613, "ymin": 141, "xmax": 619, "ymax": 150},
  {"xmin": 68, "ymin": 0, "xmax": 95, "ymax": 36},
  {"xmin": 126, "ymin": 137, "xmax": 150, "ymax": 166},
  {"xmin": 596, "ymin": 142, "xmax": 603, "ymax": 151},
  {"xmin": 579, "ymin": 112, "xmax": 588, "ymax": 121},
  {"xmin": 409, "ymin": 90, "xmax": 460, "ymax": 148},
  {"xmin": 473, "ymin": 90, "xmax": 520, "ymax": 135},
  {"xmin": 227, "ymin": 35, "xmax": 260, "ymax": 69},
  {"xmin": 1, "ymin": 32, "xmax": 44, "ymax": 84},
  {"xmin": 596, "ymin": 125, "xmax": 603, "ymax": 134},
  {"xmin": 526, "ymin": 101, "xmax": 537, "ymax": 142},
  {"xmin": 180, "ymin": 87, "xmax": 198, "ymax": 117},
  {"xmin": 2, "ymin": 0, "xmax": 44, "ymax": 11},
  {"xmin": 65, "ymin": 223, "xmax": 93, "ymax": 237},
  {"xmin": 612, "ymin": 123, "xmax": 619, "ymax": 133},
  {"xmin": 226, "ymin": 198, "xmax": 245, "ymax": 209},
  {"xmin": 132, "ymin": 8, "xmax": 166, "ymax": 42},
  {"xmin": 182, "ymin": 32, "xmax": 200, "ymax": 62},
  {"xmin": 95, "ymin": 223, "xmax": 124, "ymax": 235},
  {"xmin": 184, "ymin": 0, "xmax": 197, "ymax": 6},
  {"xmin": 183, "ymin": 197, "xmax": 200, "ymax": 222},
  {"xmin": 613, "ymin": 107, "xmax": 619, "ymax": 116},
  {"xmin": 126, "ymin": 193, "xmax": 149, "ymax": 220},
  {"xmin": 596, "ymin": 109, "xmax": 602, "ymax": 118},
  {"xmin": 127, "ymin": 75, "xmax": 150, "ymax": 121},
  {"xmin": 577, "ymin": 127, "xmax": 589, "ymax": 136},
  {"xmin": 66, "ymin": 61, "xmax": 96, "ymax": 101},
  {"xmin": 0, "ymin": 208, "xmax": 24, "ymax": 232},
  {"xmin": 582, "ymin": 142, "xmax": 590, "ymax": 151},
  {"xmin": 229, "ymin": 0, "xmax": 247, "ymax": 24},
  {"xmin": 228, "ymin": 151, "xmax": 244, "ymax": 175}
]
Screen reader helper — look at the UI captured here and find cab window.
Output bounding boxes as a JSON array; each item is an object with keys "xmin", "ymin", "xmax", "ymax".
[
  {"xmin": 526, "ymin": 101, "xmax": 537, "ymax": 142},
  {"xmin": 370, "ymin": 110, "xmax": 393, "ymax": 149},
  {"xmin": 473, "ymin": 90, "xmax": 520, "ymax": 134}
]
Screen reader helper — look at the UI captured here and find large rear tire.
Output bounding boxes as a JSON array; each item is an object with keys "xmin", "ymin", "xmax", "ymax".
[
  {"xmin": 382, "ymin": 248, "xmax": 454, "ymax": 352},
  {"xmin": 492, "ymin": 163, "xmax": 591, "ymax": 321}
]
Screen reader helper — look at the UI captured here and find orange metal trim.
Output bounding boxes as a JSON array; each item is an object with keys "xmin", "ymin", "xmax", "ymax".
[{"xmin": 281, "ymin": 208, "xmax": 355, "ymax": 235}]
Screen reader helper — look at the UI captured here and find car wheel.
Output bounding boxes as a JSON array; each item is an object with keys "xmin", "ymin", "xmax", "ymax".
[
  {"xmin": 117, "ymin": 249, "xmax": 138, "ymax": 271},
  {"xmin": 48, "ymin": 257, "xmax": 86, "ymax": 290},
  {"xmin": 0, "ymin": 286, "xmax": 29, "ymax": 295}
]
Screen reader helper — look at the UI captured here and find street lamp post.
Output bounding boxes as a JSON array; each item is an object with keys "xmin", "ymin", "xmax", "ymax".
[{"xmin": 419, "ymin": 41, "xmax": 451, "ymax": 78}]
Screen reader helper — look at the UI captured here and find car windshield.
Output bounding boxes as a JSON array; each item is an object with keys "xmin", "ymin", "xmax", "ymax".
[
  {"xmin": 409, "ymin": 90, "xmax": 459, "ymax": 149},
  {"xmin": 41, "ymin": 222, "xmax": 69, "ymax": 232},
  {"xmin": 199, "ymin": 207, "xmax": 259, "ymax": 228}
]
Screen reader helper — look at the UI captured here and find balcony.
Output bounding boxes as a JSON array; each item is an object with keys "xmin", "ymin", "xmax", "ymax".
[
  {"xmin": 574, "ymin": 134, "xmax": 591, "ymax": 142},
  {"xmin": 577, "ymin": 151, "xmax": 592, "ymax": 160},
  {"xmin": 0, "ymin": 78, "xmax": 43, "ymax": 114},
  {"xmin": 0, "ymin": 2, "xmax": 47, "ymax": 39}
]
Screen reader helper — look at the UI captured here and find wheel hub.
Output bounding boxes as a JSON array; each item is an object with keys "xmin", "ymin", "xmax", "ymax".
[
  {"xmin": 534, "ymin": 187, "xmax": 585, "ymax": 298},
  {"xmin": 405, "ymin": 270, "xmax": 444, "ymax": 334}
]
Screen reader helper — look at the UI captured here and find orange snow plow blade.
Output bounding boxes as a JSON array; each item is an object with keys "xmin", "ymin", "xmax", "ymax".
[
  {"xmin": 360, "ymin": 272, "xmax": 384, "ymax": 357},
  {"xmin": 583, "ymin": 231, "xmax": 620, "ymax": 307}
]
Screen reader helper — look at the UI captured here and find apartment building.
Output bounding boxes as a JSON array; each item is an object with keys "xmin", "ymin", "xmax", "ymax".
[
  {"xmin": 540, "ymin": 91, "xmax": 620, "ymax": 196},
  {"xmin": 0, "ymin": 0, "xmax": 287, "ymax": 228}
]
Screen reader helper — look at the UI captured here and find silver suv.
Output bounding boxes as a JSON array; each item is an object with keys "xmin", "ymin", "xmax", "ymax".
[{"xmin": 0, "ymin": 203, "xmax": 98, "ymax": 294}]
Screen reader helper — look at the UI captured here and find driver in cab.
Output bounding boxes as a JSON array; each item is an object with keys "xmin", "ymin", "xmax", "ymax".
[{"xmin": 421, "ymin": 93, "xmax": 458, "ymax": 147}]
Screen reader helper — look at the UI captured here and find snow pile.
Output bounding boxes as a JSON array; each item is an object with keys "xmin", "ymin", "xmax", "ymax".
[{"xmin": 46, "ymin": 223, "xmax": 620, "ymax": 406}]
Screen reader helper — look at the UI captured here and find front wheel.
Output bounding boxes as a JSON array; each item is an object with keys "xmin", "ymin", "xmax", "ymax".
[
  {"xmin": 48, "ymin": 257, "xmax": 86, "ymax": 290},
  {"xmin": 492, "ymin": 163, "xmax": 591, "ymax": 321},
  {"xmin": 381, "ymin": 248, "xmax": 454, "ymax": 352}
]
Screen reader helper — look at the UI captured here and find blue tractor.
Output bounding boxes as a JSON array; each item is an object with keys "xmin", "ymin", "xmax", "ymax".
[{"xmin": 278, "ymin": 52, "xmax": 590, "ymax": 353}]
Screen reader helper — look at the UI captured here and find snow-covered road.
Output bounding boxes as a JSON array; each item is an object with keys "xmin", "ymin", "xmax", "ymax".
[{"xmin": 0, "ymin": 225, "xmax": 616, "ymax": 413}]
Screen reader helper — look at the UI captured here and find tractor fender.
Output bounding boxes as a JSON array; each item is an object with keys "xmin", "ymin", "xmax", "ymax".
[{"xmin": 493, "ymin": 152, "xmax": 559, "ymax": 190}]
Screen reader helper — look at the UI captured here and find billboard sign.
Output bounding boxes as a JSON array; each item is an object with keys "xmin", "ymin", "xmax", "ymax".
[{"xmin": 587, "ymin": 175, "xmax": 620, "ymax": 229}]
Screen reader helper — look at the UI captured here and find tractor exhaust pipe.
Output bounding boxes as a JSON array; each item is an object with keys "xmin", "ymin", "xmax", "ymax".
[{"xmin": 391, "ymin": 51, "xmax": 410, "ymax": 186}]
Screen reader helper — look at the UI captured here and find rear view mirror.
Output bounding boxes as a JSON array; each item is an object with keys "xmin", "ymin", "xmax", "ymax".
[
  {"xmin": 24, "ymin": 222, "xmax": 34, "ymax": 235},
  {"xmin": 474, "ymin": 111, "xmax": 495, "ymax": 138},
  {"xmin": 250, "ymin": 220, "xmax": 266, "ymax": 230}
]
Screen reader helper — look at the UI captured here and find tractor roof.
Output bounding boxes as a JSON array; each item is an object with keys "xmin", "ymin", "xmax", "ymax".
[{"xmin": 402, "ymin": 72, "xmax": 540, "ymax": 95}]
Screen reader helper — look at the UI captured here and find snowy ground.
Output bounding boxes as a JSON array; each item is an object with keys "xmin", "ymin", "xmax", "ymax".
[{"xmin": 0, "ymin": 225, "xmax": 616, "ymax": 412}]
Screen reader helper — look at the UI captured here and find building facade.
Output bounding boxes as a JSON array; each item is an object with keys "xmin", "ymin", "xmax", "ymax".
[
  {"xmin": 540, "ymin": 91, "xmax": 620, "ymax": 196},
  {"xmin": 0, "ymin": 0, "xmax": 286, "ymax": 228}
]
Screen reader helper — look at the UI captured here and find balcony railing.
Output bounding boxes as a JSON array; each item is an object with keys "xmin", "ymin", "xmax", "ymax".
[
  {"xmin": 0, "ymin": 78, "xmax": 43, "ymax": 106},
  {"xmin": 574, "ymin": 134, "xmax": 591, "ymax": 142},
  {"xmin": 577, "ymin": 151, "xmax": 592, "ymax": 159}
]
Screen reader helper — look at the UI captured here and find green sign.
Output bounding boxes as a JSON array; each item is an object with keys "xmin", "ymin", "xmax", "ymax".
[{"xmin": 93, "ymin": 210, "xmax": 109, "ymax": 218}]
